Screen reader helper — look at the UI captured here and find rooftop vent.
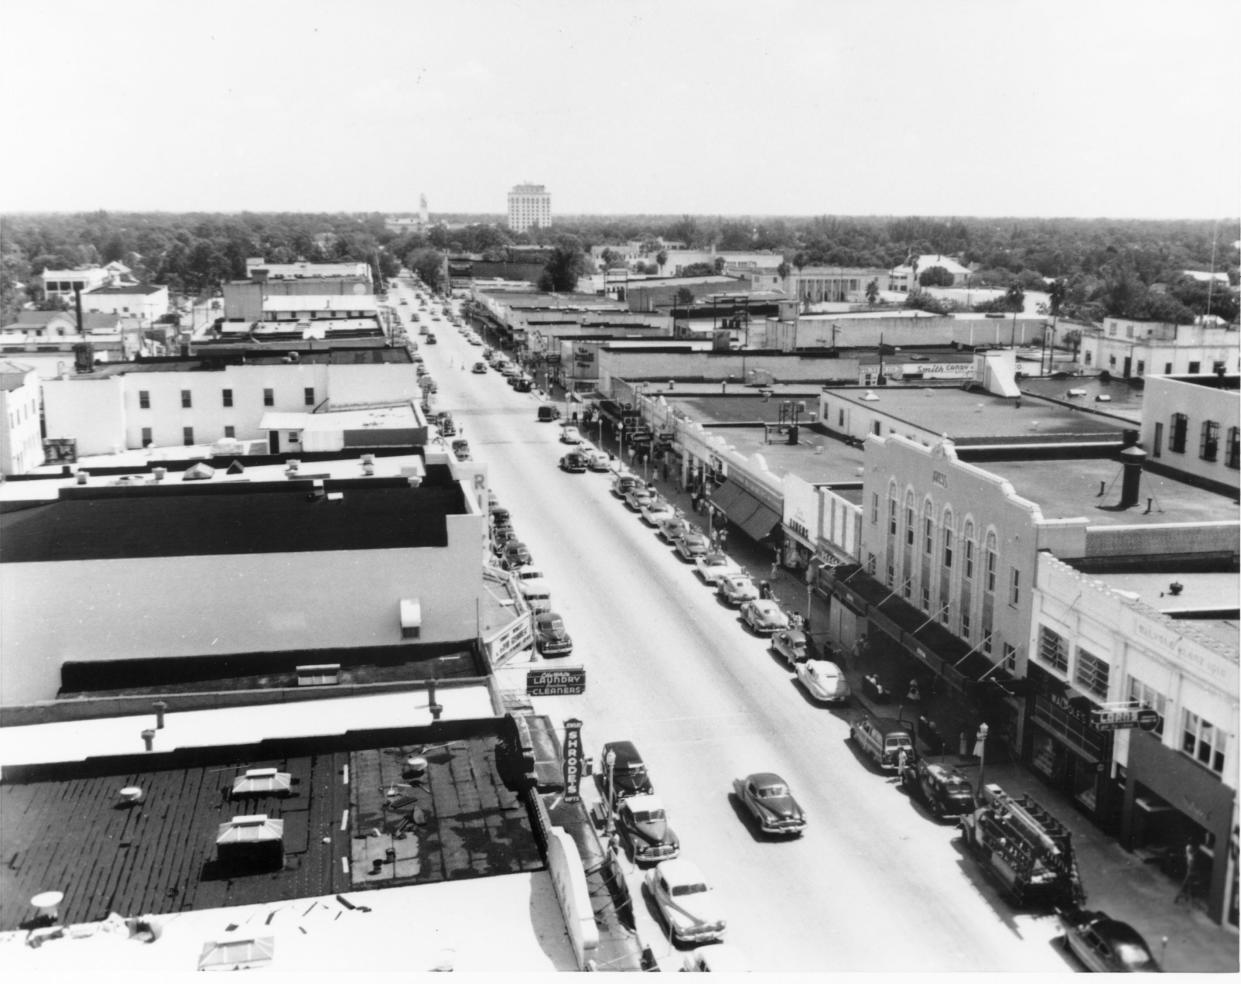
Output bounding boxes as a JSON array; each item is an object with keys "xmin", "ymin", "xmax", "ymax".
[{"xmin": 232, "ymin": 769, "xmax": 293, "ymax": 799}]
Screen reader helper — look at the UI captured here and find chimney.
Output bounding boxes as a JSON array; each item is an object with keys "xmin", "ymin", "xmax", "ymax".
[
  {"xmin": 73, "ymin": 284, "xmax": 85, "ymax": 338},
  {"xmin": 1118, "ymin": 445, "xmax": 1147, "ymax": 509}
]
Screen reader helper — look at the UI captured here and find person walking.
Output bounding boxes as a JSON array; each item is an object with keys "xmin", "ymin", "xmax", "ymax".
[
  {"xmin": 1174, "ymin": 842, "xmax": 1196, "ymax": 904},
  {"xmin": 896, "ymin": 747, "xmax": 909, "ymax": 786}
]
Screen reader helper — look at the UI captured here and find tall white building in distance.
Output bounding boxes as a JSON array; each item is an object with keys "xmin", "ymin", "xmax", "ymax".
[{"xmin": 507, "ymin": 183, "xmax": 551, "ymax": 233}]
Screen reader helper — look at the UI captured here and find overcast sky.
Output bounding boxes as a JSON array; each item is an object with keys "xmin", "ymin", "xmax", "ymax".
[{"xmin": 3, "ymin": 0, "xmax": 1238, "ymax": 219}]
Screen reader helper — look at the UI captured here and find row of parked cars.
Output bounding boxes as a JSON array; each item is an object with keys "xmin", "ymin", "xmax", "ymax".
[
  {"xmin": 486, "ymin": 498, "xmax": 574, "ymax": 659},
  {"xmin": 598, "ymin": 468, "xmax": 855, "ymax": 709}
]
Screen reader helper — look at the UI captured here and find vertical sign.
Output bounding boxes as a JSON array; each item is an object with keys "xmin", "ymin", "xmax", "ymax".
[{"xmin": 562, "ymin": 718, "xmax": 584, "ymax": 803}]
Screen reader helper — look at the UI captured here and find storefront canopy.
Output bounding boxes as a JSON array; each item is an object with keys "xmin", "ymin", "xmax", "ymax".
[{"xmin": 710, "ymin": 480, "xmax": 781, "ymax": 543}]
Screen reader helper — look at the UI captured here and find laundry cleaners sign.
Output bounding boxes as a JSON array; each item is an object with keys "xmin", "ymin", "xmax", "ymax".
[{"xmin": 527, "ymin": 667, "xmax": 586, "ymax": 696}]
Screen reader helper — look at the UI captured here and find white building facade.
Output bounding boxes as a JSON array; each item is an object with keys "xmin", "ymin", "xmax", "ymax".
[
  {"xmin": 1032, "ymin": 553, "xmax": 1238, "ymax": 926},
  {"xmin": 0, "ymin": 362, "xmax": 44, "ymax": 475},
  {"xmin": 42, "ymin": 358, "xmax": 422, "ymax": 456},
  {"xmin": 1080, "ymin": 318, "xmax": 1239, "ymax": 379},
  {"xmin": 81, "ymin": 283, "xmax": 170, "ymax": 322},
  {"xmin": 507, "ymin": 184, "xmax": 552, "ymax": 233},
  {"xmin": 1140, "ymin": 375, "xmax": 1239, "ymax": 492}
]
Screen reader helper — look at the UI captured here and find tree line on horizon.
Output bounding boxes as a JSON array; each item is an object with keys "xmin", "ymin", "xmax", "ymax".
[{"xmin": 2, "ymin": 210, "xmax": 1236, "ymax": 328}]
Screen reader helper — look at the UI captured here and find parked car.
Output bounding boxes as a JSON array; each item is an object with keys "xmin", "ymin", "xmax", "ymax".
[
  {"xmin": 740, "ymin": 598, "xmax": 789, "ymax": 634},
  {"xmin": 534, "ymin": 611, "xmax": 573, "ymax": 657},
  {"xmin": 658, "ymin": 516, "xmax": 692, "ymax": 543},
  {"xmin": 695, "ymin": 551, "xmax": 742, "ymax": 585},
  {"xmin": 537, "ymin": 405, "xmax": 561, "ymax": 423},
  {"xmin": 731, "ymin": 772, "xmax": 807, "ymax": 836},
  {"xmin": 514, "ymin": 567, "xmax": 552, "ymax": 613},
  {"xmin": 598, "ymin": 740, "xmax": 654, "ymax": 804},
  {"xmin": 472, "ymin": 361, "xmax": 488, "ymax": 374},
  {"xmin": 611, "ymin": 473, "xmax": 642, "ymax": 498},
  {"xmin": 616, "ymin": 793, "xmax": 679, "ymax": 865},
  {"xmin": 674, "ymin": 529, "xmax": 711, "ymax": 561},
  {"xmin": 501, "ymin": 541, "xmax": 533, "ymax": 570},
  {"xmin": 559, "ymin": 451, "xmax": 588, "ymax": 473},
  {"xmin": 560, "ymin": 425, "xmax": 582, "ymax": 445},
  {"xmin": 512, "ymin": 376, "xmax": 533, "ymax": 392},
  {"xmin": 681, "ymin": 945, "xmax": 749, "ymax": 973},
  {"xmin": 623, "ymin": 485, "xmax": 655, "ymax": 511},
  {"xmin": 451, "ymin": 438, "xmax": 471, "ymax": 460},
  {"xmin": 425, "ymin": 333, "xmax": 437, "ymax": 344},
  {"xmin": 1058, "ymin": 909, "xmax": 1161, "ymax": 973},
  {"xmin": 644, "ymin": 859, "xmax": 726, "ymax": 946},
  {"xmin": 772, "ymin": 628, "xmax": 809, "ymax": 667},
  {"xmin": 585, "ymin": 449, "xmax": 611, "ymax": 472},
  {"xmin": 795, "ymin": 659, "xmax": 851, "ymax": 704},
  {"xmin": 717, "ymin": 572, "xmax": 760, "ymax": 606},
  {"xmin": 849, "ymin": 714, "xmax": 916, "ymax": 772},
  {"xmin": 904, "ymin": 759, "xmax": 976, "ymax": 821}
]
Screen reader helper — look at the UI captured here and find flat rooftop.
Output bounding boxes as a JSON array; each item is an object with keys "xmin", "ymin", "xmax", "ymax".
[
  {"xmin": 0, "ymin": 724, "xmax": 541, "ymax": 933},
  {"xmin": 59, "ymin": 348, "xmax": 411, "ymax": 377},
  {"xmin": 985, "ymin": 458, "xmax": 1239, "ymax": 526},
  {"xmin": 1020, "ymin": 374, "xmax": 1145, "ymax": 421},
  {"xmin": 261, "ymin": 295, "xmax": 378, "ymax": 311},
  {"xmin": 0, "ymin": 481, "xmax": 466, "ymax": 563},
  {"xmin": 830, "ymin": 386, "xmax": 1133, "ymax": 443},
  {"xmin": 1093, "ymin": 570, "xmax": 1241, "ymax": 619}
]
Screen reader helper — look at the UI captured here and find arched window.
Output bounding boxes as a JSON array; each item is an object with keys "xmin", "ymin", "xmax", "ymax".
[
  {"xmin": 904, "ymin": 490, "xmax": 915, "ymax": 546},
  {"xmin": 984, "ymin": 530, "xmax": 998, "ymax": 593},
  {"xmin": 887, "ymin": 481, "xmax": 898, "ymax": 535},
  {"xmin": 963, "ymin": 520, "xmax": 975, "ymax": 580},
  {"xmin": 922, "ymin": 499, "xmax": 935, "ymax": 555},
  {"xmin": 942, "ymin": 509, "xmax": 954, "ymax": 568}
]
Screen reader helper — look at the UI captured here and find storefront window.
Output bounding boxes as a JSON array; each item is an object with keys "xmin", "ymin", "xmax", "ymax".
[{"xmin": 1182, "ymin": 711, "xmax": 1226, "ymax": 774}]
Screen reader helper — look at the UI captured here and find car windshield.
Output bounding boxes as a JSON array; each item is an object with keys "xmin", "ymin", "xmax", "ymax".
[
  {"xmin": 758, "ymin": 784, "xmax": 788, "ymax": 798},
  {"xmin": 632, "ymin": 809, "xmax": 665, "ymax": 823},
  {"xmin": 671, "ymin": 882, "xmax": 708, "ymax": 897},
  {"xmin": 886, "ymin": 736, "xmax": 913, "ymax": 749}
]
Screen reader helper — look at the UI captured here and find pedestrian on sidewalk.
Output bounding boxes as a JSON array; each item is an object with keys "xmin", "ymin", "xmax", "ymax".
[{"xmin": 1174, "ymin": 841, "xmax": 1196, "ymax": 904}]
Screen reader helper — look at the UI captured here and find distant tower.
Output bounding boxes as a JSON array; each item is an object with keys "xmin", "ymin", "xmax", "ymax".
[
  {"xmin": 507, "ymin": 183, "xmax": 551, "ymax": 233},
  {"xmin": 419, "ymin": 193, "xmax": 428, "ymax": 230}
]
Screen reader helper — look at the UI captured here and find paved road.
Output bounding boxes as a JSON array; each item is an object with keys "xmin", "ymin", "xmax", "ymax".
[{"xmin": 405, "ymin": 279, "xmax": 1076, "ymax": 973}]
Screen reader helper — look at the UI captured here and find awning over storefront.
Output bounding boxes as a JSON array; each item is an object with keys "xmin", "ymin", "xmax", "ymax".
[
  {"xmin": 710, "ymin": 479, "xmax": 782, "ymax": 543},
  {"xmin": 823, "ymin": 563, "xmax": 1028, "ymax": 701}
]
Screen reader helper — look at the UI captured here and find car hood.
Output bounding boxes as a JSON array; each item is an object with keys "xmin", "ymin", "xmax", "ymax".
[
  {"xmin": 751, "ymin": 794, "xmax": 804, "ymax": 821},
  {"xmin": 629, "ymin": 817, "xmax": 672, "ymax": 845},
  {"xmin": 662, "ymin": 891, "xmax": 722, "ymax": 930}
]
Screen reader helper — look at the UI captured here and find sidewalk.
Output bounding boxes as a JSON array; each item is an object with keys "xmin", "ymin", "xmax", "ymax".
[{"xmin": 588, "ymin": 414, "xmax": 1237, "ymax": 973}]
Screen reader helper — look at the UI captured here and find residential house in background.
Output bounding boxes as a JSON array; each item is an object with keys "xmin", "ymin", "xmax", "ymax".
[
  {"xmin": 889, "ymin": 254, "xmax": 973, "ymax": 291},
  {"xmin": 81, "ymin": 282, "xmax": 169, "ymax": 323}
]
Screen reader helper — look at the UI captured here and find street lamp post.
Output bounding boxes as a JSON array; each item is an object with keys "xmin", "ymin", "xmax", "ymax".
[
  {"xmin": 617, "ymin": 421, "xmax": 624, "ymax": 466},
  {"xmin": 975, "ymin": 723, "xmax": 990, "ymax": 796},
  {"xmin": 604, "ymin": 747, "xmax": 617, "ymax": 834}
]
